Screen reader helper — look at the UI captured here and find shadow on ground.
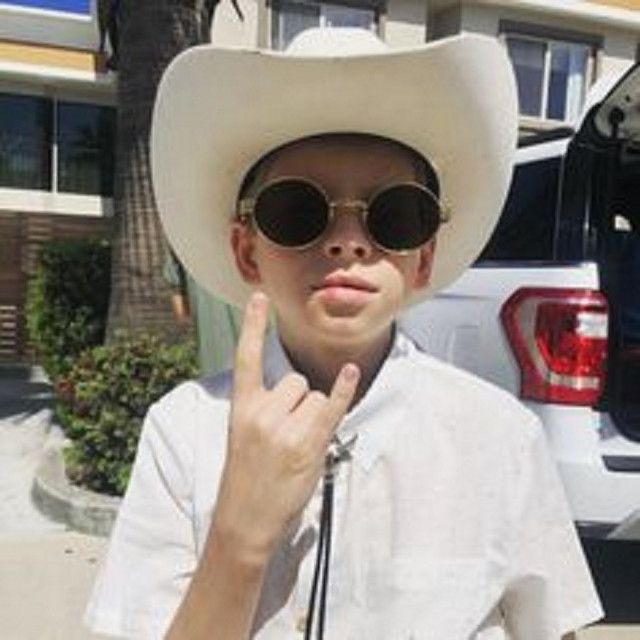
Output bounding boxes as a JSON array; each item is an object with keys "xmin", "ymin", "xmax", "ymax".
[{"xmin": 0, "ymin": 365, "xmax": 53, "ymax": 420}]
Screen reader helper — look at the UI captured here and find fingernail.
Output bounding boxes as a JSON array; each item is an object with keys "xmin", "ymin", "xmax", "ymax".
[
  {"xmin": 251, "ymin": 291, "xmax": 267, "ymax": 310},
  {"xmin": 342, "ymin": 363, "xmax": 360, "ymax": 382}
]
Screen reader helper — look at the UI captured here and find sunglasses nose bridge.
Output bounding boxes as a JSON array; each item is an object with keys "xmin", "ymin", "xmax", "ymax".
[
  {"xmin": 329, "ymin": 198, "xmax": 367, "ymax": 214},
  {"xmin": 323, "ymin": 199, "xmax": 373, "ymax": 260},
  {"xmin": 327, "ymin": 199, "xmax": 369, "ymax": 229}
]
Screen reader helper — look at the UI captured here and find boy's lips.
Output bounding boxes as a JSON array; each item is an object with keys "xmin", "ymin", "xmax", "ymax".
[
  {"xmin": 311, "ymin": 273, "xmax": 379, "ymax": 309},
  {"xmin": 313, "ymin": 274, "xmax": 379, "ymax": 293}
]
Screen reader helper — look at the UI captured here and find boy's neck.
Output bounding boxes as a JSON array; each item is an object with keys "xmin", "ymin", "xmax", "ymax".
[{"xmin": 278, "ymin": 324, "xmax": 395, "ymax": 407}]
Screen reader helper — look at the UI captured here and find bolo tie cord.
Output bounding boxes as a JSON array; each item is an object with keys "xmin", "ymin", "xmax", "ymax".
[
  {"xmin": 304, "ymin": 464, "xmax": 334, "ymax": 640},
  {"xmin": 304, "ymin": 435, "xmax": 356, "ymax": 640}
]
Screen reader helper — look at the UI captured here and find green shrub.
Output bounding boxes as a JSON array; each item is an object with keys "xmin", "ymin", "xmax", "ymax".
[
  {"xmin": 57, "ymin": 335, "xmax": 199, "ymax": 496},
  {"xmin": 25, "ymin": 239, "xmax": 111, "ymax": 382}
]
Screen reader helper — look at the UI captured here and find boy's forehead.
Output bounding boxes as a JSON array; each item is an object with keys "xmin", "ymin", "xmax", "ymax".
[{"xmin": 253, "ymin": 134, "xmax": 424, "ymax": 191}]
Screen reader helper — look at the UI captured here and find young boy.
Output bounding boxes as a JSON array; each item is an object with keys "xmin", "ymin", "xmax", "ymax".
[{"xmin": 85, "ymin": 28, "xmax": 603, "ymax": 639}]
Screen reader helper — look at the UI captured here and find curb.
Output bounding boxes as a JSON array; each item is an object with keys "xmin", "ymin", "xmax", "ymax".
[{"xmin": 32, "ymin": 444, "xmax": 121, "ymax": 538}]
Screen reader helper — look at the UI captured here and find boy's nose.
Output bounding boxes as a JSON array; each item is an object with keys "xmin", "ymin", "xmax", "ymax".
[{"xmin": 321, "ymin": 205, "xmax": 373, "ymax": 261}]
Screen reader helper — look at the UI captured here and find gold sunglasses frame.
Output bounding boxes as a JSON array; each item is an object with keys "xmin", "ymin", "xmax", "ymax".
[{"xmin": 236, "ymin": 176, "xmax": 450, "ymax": 255}]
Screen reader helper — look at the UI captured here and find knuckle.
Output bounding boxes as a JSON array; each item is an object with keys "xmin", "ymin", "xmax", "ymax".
[
  {"xmin": 254, "ymin": 410, "xmax": 274, "ymax": 434},
  {"xmin": 286, "ymin": 372, "xmax": 309, "ymax": 392},
  {"xmin": 280, "ymin": 433, "xmax": 301, "ymax": 455},
  {"xmin": 281, "ymin": 436, "xmax": 313, "ymax": 471},
  {"xmin": 306, "ymin": 390, "xmax": 326, "ymax": 404},
  {"xmin": 239, "ymin": 339, "xmax": 259, "ymax": 360},
  {"xmin": 231, "ymin": 407, "xmax": 255, "ymax": 433},
  {"xmin": 233, "ymin": 351, "xmax": 252, "ymax": 373},
  {"xmin": 332, "ymin": 380, "xmax": 355, "ymax": 407}
]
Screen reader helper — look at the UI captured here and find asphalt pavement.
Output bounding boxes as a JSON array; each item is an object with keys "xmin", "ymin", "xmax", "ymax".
[{"xmin": 0, "ymin": 363, "xmax": 638, "ymax": 639}]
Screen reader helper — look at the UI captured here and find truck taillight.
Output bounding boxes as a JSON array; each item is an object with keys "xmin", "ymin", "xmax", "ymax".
[{"xmin": 501, "ymin": 288, "xmax": 608, "ymax": 405}]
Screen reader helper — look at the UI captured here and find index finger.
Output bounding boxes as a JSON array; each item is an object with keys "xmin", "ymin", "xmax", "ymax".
[
  {"xmin": 321, "ymin": 363, "xmax": 360, "ymax": 437},
  {"xmin": 233, "ymin": 292, "xmax": 269, "ymax": 400}
]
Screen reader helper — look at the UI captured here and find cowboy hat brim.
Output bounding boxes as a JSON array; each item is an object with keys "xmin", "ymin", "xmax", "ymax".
[{"xmin": 151, "ymin": 33, "xmax": 518, "ymax": 308}]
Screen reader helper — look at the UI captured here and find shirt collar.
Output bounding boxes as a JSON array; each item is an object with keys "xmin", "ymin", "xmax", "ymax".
[{"xmin": 262, "ymin": 327, "xmax": 415, "ymax": 472}]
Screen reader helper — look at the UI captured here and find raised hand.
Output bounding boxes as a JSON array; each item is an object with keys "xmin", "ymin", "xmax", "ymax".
[{"xmin": 212, "ymin": 292, "xmax": 360, "ymax": 564}]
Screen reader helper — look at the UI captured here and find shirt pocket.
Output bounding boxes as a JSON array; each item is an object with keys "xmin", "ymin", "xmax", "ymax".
[{"xmin": 366, "ymin": 557, "xmax": 493, "ymax": 640}]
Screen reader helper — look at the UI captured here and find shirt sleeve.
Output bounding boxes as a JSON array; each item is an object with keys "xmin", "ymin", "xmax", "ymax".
[
  {"xmin": 500, "ymin": 416, "xmax": 604, "ymax": 639},
  {"xmin": 84, "ymin": 399, "xmax": 198, "ymax": 639}
]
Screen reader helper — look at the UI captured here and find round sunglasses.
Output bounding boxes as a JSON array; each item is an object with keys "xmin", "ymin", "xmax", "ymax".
[{"xmin": 237, "ymin": 177, "xmax": 450, "ymax": 254}]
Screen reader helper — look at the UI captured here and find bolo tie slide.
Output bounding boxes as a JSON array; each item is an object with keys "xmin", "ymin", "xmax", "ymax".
[{"xmin": 304, "ymin": 434, "xmax": 357, "ymax": 640}]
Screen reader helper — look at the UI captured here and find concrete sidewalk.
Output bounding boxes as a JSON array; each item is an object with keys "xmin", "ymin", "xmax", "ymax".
[
  {"xmin": 0, "ymin": 365, "xmax": 65, "ymax": 535},
  {"xmin": 581, "ymin": 627, "xmax": 640, "ymax": 639},
  {"xmin": 0, "ymin": 531, "xmax": 109, "ymax": 640},
  {"xmin": 0, "ymin": 365, "xmax": 108, "ymax": 638}
]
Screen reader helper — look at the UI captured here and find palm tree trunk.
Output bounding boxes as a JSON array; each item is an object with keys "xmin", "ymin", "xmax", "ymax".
[{"xmin": 106, "ymin": 0, "xmax": 213, "ymax": 342}]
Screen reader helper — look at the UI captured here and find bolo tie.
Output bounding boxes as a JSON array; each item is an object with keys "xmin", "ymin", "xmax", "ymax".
[{"xmin": 304, "ymin": 433, "xmax": 357, "ymax": 640}]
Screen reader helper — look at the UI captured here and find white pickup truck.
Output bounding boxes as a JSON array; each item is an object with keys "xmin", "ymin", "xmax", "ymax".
[{"xmin": 401, "ymin": 63, "xmax": 640, "ymax": 541}]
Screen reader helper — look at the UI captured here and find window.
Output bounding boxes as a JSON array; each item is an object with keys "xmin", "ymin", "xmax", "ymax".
[
  {"xmin": 0, "ymin": 94, "xmax": 52, "ymax": 190},
  {"xmin": 57, "ymin": 102, "xmax": 115, "ymax": 196},
  {"xmin": 271, "ymin": 0, "xmax": 379, "ymax": 51},
  {"xmin": 505, "ymin": 35, "xmax": 592, "ymax": 122},
  {"xmin": 478, "ymin": 157, "xmax": 562, "ymax": 262},
  {"xmin": 0, "ymin": 93, "xmax": 115, "ymax": 197}
]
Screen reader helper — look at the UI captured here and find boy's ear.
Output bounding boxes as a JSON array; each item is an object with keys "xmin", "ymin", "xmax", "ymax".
[
  {"xmin": 413, "ymin": 237, "xmax": 436, "ymax": 290},
  {"xmin": 230, "ymin": 222, "xmax": 262, "ymax": 285}
]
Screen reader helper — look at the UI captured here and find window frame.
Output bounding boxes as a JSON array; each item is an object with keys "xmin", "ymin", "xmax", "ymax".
[
  {"xmin": 268, "ymin": 0, "xmax": 384, "ymax": 51},
  {"xmin": 499, "ymin": 21, "xmax": 599, "ymax": 125},
  {"xmin": 0, "ymin": 82, "xmax": 115, "ymax": 217}
]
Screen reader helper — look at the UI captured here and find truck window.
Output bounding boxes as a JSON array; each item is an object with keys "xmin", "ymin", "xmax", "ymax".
[{"xmin": 478, "ymin": 157, "xmax": 561, "ymax": 262}]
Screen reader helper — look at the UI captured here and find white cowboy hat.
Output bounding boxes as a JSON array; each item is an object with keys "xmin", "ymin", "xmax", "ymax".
[{"xmin": 151, "ymin": 27, "xmax": 518, "ymax": 308}]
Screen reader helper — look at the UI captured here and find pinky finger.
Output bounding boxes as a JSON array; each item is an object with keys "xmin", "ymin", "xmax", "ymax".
[{"xmin": 322, "ymin": 364, "xmax": 360, "ymax": 436}]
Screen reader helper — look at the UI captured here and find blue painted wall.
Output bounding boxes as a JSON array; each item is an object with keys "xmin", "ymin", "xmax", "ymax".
[{"xmin": 1, "ymin": 0, "xmax": 90, "ymax": 14}]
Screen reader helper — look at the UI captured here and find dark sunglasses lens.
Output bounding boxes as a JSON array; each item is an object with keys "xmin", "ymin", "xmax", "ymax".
[
  {"xmin": 254, "ymin": 180, "xmax": 328, "ymax": 247},
  {"xmin": 368, "ymin": 184, "xmax": 441, "ymax": 251}
]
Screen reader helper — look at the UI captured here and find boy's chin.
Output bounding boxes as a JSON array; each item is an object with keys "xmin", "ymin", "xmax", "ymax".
[{"xmin": 307, "ymin": 311, "xmax": 396, "ymax": 346}]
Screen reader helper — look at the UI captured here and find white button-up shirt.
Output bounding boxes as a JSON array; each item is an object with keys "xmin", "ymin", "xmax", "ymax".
[{"xmin": 85, "ymin": 330, "xmax": 602, "ymax": 639}]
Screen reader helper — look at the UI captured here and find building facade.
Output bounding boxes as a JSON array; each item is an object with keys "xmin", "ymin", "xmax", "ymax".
[
  {"xmin": 0, "ymin": 0, "xmax": 113, "ymax": 360},
  {"xmin": 1, "ymin": 0, "xmax": 639, "ymax": 360}
]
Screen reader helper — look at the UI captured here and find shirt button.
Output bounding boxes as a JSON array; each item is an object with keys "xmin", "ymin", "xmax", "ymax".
[{"xmin": 295, "ymin": 610, "xmax": 308, "ymax": 633}]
